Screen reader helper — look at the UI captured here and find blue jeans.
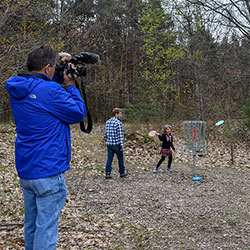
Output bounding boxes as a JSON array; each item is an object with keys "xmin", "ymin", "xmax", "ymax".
[
  {"xmin": 20, "ymin": 173, "xmax": 67, "ymax": 250},
  {"xmin": 105, "ymin": 145, "xmax": 125, "ymax": 174}
]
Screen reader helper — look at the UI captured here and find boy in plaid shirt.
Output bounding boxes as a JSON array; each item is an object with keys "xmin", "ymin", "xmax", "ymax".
[{"xmin": 104, "ymin": 108, "xmax": 128, "ymax": 179}]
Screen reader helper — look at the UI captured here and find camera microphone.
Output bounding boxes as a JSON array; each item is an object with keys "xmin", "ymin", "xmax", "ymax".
[
  {"xmin": 80, "ymin": 52, "xmax": 99, "ymax": 64},
  {"xmin": 71, "ymin": 52, "xmax": 100, "ymax": 65}
]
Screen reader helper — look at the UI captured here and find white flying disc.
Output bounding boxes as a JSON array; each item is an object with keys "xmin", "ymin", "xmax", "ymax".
[{"xmin": 215, "ymin": 120, "xmax": 224, "ymax": 126}]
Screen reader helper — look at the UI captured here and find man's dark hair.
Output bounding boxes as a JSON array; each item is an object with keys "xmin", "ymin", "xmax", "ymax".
[{"xmin": 27, "ymin": 46, "xmax": 57, "ymax": 71}]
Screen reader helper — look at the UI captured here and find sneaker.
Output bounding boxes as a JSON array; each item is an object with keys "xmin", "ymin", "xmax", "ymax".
[
  {"xmin": 120, "ymin": 171, "xmax": 129, "ymax": 178},
  {"xmin": 105, "ymin": 174, "xmax": 112, "ymax": 179},
  {"xmin": 167, "ymin": 168, "xmax": 172, "ymax": 172},
  {"xmin": 153, "ymin": 167, "xmax": 158, "ymax": 173}
]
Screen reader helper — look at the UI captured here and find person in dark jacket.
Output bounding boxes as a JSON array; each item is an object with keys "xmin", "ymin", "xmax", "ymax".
[
  {"xmin": 153, "ymin": 125, "xmax": 176, "ymax": 173},
  {"xmin": 6, "ymin": 46, "xmax": 86, "ymax": 250}
]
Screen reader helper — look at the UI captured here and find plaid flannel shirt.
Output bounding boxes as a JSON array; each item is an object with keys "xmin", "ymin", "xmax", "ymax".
[{"xmin": 105, "ymin": 117, "xmax": 124, "ymax": 148}]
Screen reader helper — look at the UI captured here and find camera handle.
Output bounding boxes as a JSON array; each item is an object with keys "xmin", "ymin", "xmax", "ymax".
[{"xmin": 76, "ymin": 78, "xmax": 92, "ymax": 134}]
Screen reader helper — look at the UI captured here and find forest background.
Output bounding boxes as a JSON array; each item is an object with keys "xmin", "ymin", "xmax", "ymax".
[
  {"xmin": 0, "ymin": 0, "xmax": 250, "ymax": 132},
  {"xmin": 0, "ymin": 1, "xmax": 249, "ymax": 249}
]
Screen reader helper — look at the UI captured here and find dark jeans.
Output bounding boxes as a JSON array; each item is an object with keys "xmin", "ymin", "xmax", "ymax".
[
  {"xmin": 105, "ymin": 145, "xmax": 125, "ymax": 174},
  {"xmin": 156, "ymin": 154, "xmax": 173, "ymax": 169}
]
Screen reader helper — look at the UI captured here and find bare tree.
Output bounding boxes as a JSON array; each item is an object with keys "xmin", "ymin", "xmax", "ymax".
[{"xmin": 187, "ymin": 0, "xmax": 250, "ymax": 40}]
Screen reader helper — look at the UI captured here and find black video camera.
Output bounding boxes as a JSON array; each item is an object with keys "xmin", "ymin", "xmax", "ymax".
[
  {"xmin": 55, "ymin": 52, "xmax": 99, "ymax": 79},
  {"xmin": 54, "ymin": 52, "xmax": 99, "ymax": 134}
]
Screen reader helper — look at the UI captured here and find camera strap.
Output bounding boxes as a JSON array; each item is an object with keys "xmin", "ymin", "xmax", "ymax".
[{"xmin": 76, "ymin": 79, "xmax": 92, "ymax": 134}]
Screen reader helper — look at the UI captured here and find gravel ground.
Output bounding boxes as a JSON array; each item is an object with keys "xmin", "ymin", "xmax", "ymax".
[
  {"xmin": 66, "ymin": 163, "xmax": 250, "ymax": 250},
  {"xmin": 1, "ymin": 125, "xmax": 249, "ymax": 250}
]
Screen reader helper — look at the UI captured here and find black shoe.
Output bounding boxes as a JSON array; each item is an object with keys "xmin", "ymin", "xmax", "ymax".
[
  {"xmin": 105, "ymin": 174, "xmax": 112, "ymax": 179},
  {"xmin": 120, "ymin": 171, "xmax": 129, "ymax": 178}
]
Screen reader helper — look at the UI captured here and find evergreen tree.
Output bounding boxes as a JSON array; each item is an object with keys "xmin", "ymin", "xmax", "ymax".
[
  {"xmin": 243, "ymin": 99, "xmax": 250, "ymax": 129},
  {"xmin": 139, "ymin": 0, "xmax": 185, "ymax": 120}
]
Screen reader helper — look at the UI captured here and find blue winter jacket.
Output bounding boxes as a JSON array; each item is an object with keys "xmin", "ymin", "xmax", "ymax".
[{"xmin": 6, "ymin": 73, "xmax": 86, "ymax": 179}]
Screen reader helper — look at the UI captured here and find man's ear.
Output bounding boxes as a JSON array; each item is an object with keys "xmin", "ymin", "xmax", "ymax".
[
  {"xmin": 40, "ymin": 64, "xmax": 49, "ymax": 76},
  {"xmin": 44, "ymin": 64, "xmax": 50, "ymax": 75}
]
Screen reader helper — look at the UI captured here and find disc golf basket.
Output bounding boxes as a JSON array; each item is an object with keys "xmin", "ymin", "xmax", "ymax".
[{"xmin": 180, "ymin": 121, "xmax": 209, "ymax": 181}]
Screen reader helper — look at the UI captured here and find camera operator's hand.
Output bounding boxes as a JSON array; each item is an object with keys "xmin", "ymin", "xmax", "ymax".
[
  {"xmin": 63, "ymin": 72, "xmax": 75, "ymax": 86},
  {"xmin": 58, "ymin": 52, "xmax": 71, "ymax": 64},
  {"xmin": 63, "ymin": 63, "xmax": 78, "ymax": 86},
  {"xmin": 58, "ymin": 52, "xmax": 77, "ymax": 86}
]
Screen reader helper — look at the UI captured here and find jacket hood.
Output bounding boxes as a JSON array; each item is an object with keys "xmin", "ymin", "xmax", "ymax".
[{"xmin": 6, "ymin": 75, "xmax": 42, "ymax": 99}]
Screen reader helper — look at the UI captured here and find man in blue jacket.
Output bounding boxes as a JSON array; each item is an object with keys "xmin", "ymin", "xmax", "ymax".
[{"xmin": 6, "ymin": 46, "xmax": 86, "ymax": 250}]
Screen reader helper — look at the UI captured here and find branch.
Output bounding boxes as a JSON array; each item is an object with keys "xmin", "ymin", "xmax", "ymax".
[{"xmin": 187, "ymin": 0, "xmax": 250, "ymax": 39}]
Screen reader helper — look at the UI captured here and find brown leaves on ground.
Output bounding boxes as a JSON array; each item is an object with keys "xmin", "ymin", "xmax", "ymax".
[{"xmin": 0, "ymin": 123, "xmax": 249, "ymax": 249}]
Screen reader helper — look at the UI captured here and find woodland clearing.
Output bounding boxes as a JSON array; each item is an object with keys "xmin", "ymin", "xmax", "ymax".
[{"xmin": 0, "ymin": 123, "xmax": 249, "ymax": 250}]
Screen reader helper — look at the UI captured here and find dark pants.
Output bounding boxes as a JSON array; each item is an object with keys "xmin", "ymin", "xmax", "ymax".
[
  {"xmin": 105, "ymin": 145, "xmax": 125, "ymax": 174},
  {"xmin": 156, "ymin": 154, "xmax": 172, "ymax": 169}
]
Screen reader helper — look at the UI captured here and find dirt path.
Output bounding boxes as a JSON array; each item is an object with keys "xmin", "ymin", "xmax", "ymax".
[
  {"xmin": 0, "ymin": 125, "xmax": 249, "ymax": 249},
  {"xmin": 66, "ymin": 163, "xmax": 249, "ymax": 249}
]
